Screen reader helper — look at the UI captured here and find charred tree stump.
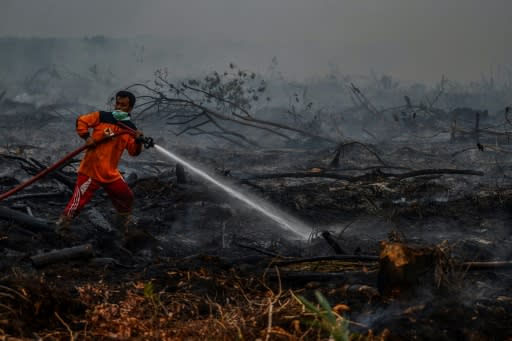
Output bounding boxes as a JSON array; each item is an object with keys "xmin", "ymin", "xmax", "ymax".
[
  {"xmin": 176, "ymin": 163, "xmax": 186, "ymax": 184},
  {"xmin": 30, "ymin": 244, "xmax": 94, "ymax": 267},
  {"xmin": 328, "ymin": 149, "xmax": 341, "ymax": 168},
  {"xmin": 377, "ymin": 241, "xmax": 436, "ymax": 297},
  {"xmin": 475, "ymin": 111, "xmax": 481, "ymax": 147}
]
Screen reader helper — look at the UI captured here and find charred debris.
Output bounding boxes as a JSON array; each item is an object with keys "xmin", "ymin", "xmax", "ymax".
[{"xmin": 1, "ymin": 67, "xmax": 512, "ymax": 339}]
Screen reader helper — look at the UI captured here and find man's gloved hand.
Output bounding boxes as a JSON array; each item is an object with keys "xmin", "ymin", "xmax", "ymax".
[
  {"xmin": 135, "ymin": 130, "xmax": 145, "ymax": 144},
  {"xmin": 135, "ymin": 132, "xmax": 155, "ymax": 149}
]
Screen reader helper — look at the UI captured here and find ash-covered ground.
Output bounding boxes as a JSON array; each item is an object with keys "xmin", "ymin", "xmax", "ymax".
[{"xmin": 2, "ymin": 113, "xmax": 512, "ymax": 339}]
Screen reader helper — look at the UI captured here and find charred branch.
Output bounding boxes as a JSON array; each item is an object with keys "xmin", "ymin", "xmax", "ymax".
[
  {"xmin": 273, "ymin": 255, "xmax": 379, "ymax": 266},
  {"xmin": 0, "ymin": 206, "xmax": 52, "ymax": 231},
  {"xmin": 127, "ymin": 82, "xmax": 337, "ymax": 146},
  {"xmin": 337, "ymin": 141, "xmax": 391, "ymax": 166},
  {"xmin": 265, "ymin": 269, "xmax": 375, "ymax": 283},
  {"xmin": 2, "ymin": 191, "xmax": 64, "ymax": 201},
  {"xmin": 349, "ymin": 83, "xmax": 382, "ymax": 119},
  {"xmin": 462, "ymin": 260, "xmax": 512, "ymax": 270},
  {"xmin": 234, "ymin": 241, "xmax": 286, "ymax": 258},
  {"xmin": 26, "ymin": 157, "xmax": 75, "ymax": 190},
  {"xmin": 327, "ymin": 149, "xmax": 341, "ymax": 168},
  {"xmin": 395, "ymin": 168, "xmax": 484, "ymax": 180},
  {"xmin": 245, "ymin": 168, "xmax": 483, "ymax": 182},
  {"xmin": 0, "ymin": 153, "xmax": 75, "ymax": 191},
  {"xmin": 190, "ymin": 129, "xmax": 258, "ymax": 148},
  {"xmin": 194, "ymin": 114, "xmax": 263, "ymax": 147}
]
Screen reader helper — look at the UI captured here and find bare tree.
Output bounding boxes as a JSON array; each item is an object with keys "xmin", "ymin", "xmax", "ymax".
[{"xmin": 126, "ymin": 65, "xmax": 337, "ymax": 148}]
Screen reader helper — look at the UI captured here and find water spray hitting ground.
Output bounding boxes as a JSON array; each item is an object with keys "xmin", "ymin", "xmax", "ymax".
[{"xmin": 154, "ymin": 144, "xmax": 312, "ymax": 239}]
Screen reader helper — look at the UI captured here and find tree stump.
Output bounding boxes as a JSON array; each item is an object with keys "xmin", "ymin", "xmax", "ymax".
[
  {"xmin": 377, "ymin": 241, "xmax": 436, "ymax": 297},
  {"xmin": 176, "ymin": 163, "xmax": 186, "ymax": 184}
]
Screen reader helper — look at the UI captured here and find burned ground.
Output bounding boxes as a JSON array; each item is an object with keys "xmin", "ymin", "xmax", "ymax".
[{"xmin": 1, "ymin": 122, "xmax": 512, "ymax": 340}]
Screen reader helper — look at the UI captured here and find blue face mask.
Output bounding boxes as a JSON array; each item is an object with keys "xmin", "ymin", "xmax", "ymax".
[{"xmin": 112, "ymin": 110, "xmax": 130, "ymax": 121}]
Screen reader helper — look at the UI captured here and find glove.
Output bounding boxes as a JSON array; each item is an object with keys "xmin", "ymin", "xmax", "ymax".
[
  {"xmin": 135, "ymin": 133, "xmax": 155, "ymax": 148},
  {"xmin": 135, "ymin": 135, "xmax": 145, "ymax": 144},
  {"xmin": 135, "ymin": 130, "xmax": 145, "ymax": 144}
]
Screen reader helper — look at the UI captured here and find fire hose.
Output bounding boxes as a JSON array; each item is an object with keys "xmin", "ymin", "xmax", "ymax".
[{"xmin": 0, "ymin": 124, "xmax": 154, "ymax": 202}]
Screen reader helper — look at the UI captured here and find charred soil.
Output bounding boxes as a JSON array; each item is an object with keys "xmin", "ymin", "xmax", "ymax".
[{"xmin": 1, "ymin": 140, "xmax": 512, "ymax": 340}]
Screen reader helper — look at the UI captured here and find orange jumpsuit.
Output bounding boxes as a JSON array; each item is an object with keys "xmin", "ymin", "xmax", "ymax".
[
  {"xmin": 76, "ymin": 111, "xmax": 142, "ymax": 182},
  {"xmin": 62, "ymin": 111, "xmax": 142, "ymax": 218}
]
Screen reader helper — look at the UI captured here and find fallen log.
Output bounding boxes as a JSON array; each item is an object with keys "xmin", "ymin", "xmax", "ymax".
[
  {"xmin": 0, "ymin": 206, "xmax": 52, "ymax": 230},
  {"xmin": 0, "ymin": 153, "xmax": 75, "ymax": 190},
  {"xmin": 265, "ymin": 270, "xmax": 375, "ymax": 283},
  {"xmin": 3, "ymin": 191, "xmax": 65, "ymax": 201},
  {"xmin": 234, "ymin": 241, "xmax": 284, "ymax": 258},
  {"xmin": 462, "ymin": 260, "xmax": 512, "ymax": 270},
  {"xmin": 395, "ymin": 168, "xmax": 484, "ymax": 180},
  {"xmin": 244, "ymin": 172, "xmax": 359, "ymax": 181},
  {"xmin": 30, "ymin": 244, "xmax": 94, "ymax": 267},
  {"xmin": 26, "ymin": 157, "xmax": 75, "ymax": 190},
  {"xmin": 273, "ymin": 255, "xmax": 379, "ymax": 266},
  {"xmin": 0, "ymin": 336, "xmax": 24, "ymax": 341}
]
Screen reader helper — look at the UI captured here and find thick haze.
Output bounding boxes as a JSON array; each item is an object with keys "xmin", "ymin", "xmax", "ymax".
[{"xmin": 1, "ymin": 0, "xmax": 512, "ymax": 83}]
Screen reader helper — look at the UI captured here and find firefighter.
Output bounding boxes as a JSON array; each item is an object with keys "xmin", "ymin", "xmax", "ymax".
[{"xmin": 56, "ymin": 90, "xmax": 146, "ymax": 238}]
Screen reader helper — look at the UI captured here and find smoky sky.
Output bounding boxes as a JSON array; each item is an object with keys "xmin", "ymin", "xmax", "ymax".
[{"xmin": 1, "ymin": 0, "xmax": 511, "ymax": 83}]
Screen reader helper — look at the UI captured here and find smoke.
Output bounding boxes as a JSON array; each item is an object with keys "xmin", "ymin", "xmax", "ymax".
[{"xmin": 1, "ymin": 0, "xmax": 512, "ymax": 84}]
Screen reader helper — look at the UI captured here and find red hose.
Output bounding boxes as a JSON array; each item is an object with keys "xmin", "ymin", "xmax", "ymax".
[{"xmin": 0, "ymin": 131, "xmax": 134, "ymax": 202}]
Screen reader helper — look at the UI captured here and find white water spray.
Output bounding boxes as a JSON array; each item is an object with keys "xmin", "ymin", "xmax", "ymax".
[{"xmin": 154, "ymin": 144, "xmax": 312, "ymax": 239}]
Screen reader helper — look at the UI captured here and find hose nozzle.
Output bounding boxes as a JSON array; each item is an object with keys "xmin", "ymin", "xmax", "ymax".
[
  {"xmin": 142, "ymin": 136, "xmax": 155, "ymax": 149},
  {"xmin": 135, "ymin": 135, "xmax": 155, "ymax": 148}
]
